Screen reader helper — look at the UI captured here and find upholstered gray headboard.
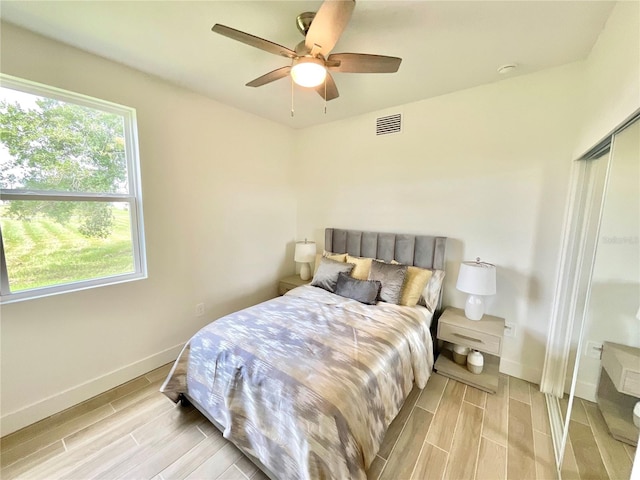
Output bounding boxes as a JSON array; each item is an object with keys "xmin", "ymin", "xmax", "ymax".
[{"xmin": 325, "ymin": 228, "xmax": 447, "ymax": 270}]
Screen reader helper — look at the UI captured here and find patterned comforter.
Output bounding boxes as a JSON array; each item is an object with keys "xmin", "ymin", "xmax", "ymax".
[{"xmin": 161, "ymin": 285, "xmax": 434, "ymax": 480}]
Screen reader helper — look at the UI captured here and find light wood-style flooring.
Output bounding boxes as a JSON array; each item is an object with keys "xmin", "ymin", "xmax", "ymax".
[
  {"xmin": 0, "ymin": 364, "xmax": 634, "ymax": 479},
  {"xmin": 559, "ymin": 396, "xmax": 636, "ymax": 480}
]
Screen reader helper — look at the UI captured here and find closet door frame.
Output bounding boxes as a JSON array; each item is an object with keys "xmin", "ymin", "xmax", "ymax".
[
  {"xmin": 541, "ymin": 151, "xmax": 610, "ymax": 465},
  {"xmin": 541, "ymin": 111, "xmax": 639, "ymax": 468}
]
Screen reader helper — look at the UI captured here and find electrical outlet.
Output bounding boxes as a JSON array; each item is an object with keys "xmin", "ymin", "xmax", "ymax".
[
  {"xmin": 195, "ymin": 303, "xmax": 205, "ymax": 317},
  {"xmin": 585, "ymin": 341, "xmax": 603, "ymax": 359},
  {"xmin": 504, "ymin": 322, "xmax": 516, "ymax": 338}
]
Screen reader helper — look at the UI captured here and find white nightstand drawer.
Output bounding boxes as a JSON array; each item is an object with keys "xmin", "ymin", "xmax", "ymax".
[
  {"xmin": 439, "ymin": 322, "xmax": 502, "ymax": 356},
  {"xmin": 602, "ymin": 342, "xmax": 640, "ymax": 397},
  {"xmin": 623, "ymin": 371, "xmax": 640, "ymax": 398}
]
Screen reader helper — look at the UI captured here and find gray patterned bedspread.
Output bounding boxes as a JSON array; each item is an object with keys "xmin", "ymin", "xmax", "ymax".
[{"xmin": 161, "ymin": 285, "xmax": 434, "ymax": 480}]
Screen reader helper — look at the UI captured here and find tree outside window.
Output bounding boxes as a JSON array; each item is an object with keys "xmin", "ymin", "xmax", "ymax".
[{"xmin": 0, "ymin": 76, "xmax": 146, "ymax": 302}]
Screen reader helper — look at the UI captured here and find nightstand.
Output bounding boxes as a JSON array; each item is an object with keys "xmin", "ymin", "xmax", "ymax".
[
  {"xmin": 597, "ymin": 342, "xmax": 640, "ymax": 446},
  {"xmin": 278, "ymin": 275, "xmax": 311, "ymax": 295},
  {"xmin": 434, "ymin": 306, "xmax": 505, "ymax": 394}
]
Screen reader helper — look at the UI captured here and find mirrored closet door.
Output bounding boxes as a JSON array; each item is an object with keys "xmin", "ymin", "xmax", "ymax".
[{"xmin": 542, "ymin": 116, "xmax": 639, "ymax": 478}]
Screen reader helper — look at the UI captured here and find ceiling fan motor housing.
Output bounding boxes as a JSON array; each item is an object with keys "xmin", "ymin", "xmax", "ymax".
[{"xmin": 296, "ymin": 12, "xmax": 316, "ymax": 36}]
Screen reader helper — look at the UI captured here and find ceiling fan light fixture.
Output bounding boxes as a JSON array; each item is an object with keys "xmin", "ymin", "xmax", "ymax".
[{"xmin": 291, "ymin": 57, "xmax": 327, "ymax": 88}]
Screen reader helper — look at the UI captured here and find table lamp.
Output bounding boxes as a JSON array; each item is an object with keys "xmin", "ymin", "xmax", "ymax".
[
  {"xmin": 294, "ymin": 239, "xmax": 316, "ymax": 281},
  {"xmin": 456, "ymin": 258, "xmax": 496, "ymax": 320}
]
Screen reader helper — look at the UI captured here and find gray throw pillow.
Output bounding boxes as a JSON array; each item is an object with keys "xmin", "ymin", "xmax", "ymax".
[
  {"xmin": 334, "ymin": 272, "xmax": 381, "ymax": 305},
  {"xmin": 311, "ymin": 257, "xmax": 355, "ymax": 293},
  {"xmin": 368, "ymin": 260, "xmax": 408, "ymax": 304}
]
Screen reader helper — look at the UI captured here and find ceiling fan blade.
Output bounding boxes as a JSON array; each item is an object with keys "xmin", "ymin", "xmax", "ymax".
[
  {"xmin": 305, "ymin": 0, "xmax": 355, "ymax": 57},
  {"xmin": 327, "ymin": 53, "xmax": 402, "ymax": 73},
  {"xmin": 316, "ymin": 72, "xmax": 339, "ymax": 101},
  {"xmin": 246, "ymin": 66, "xmax": 292, "ymax": 87},
  {"xmin": 212, "ymin": 24, "xmax": 296, "ymax": 58}
]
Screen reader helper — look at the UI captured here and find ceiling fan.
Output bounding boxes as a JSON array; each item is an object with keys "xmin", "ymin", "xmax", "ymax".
[{"xmin": 211, "ymin": 0, "xmax": 402, "ymax": 102}]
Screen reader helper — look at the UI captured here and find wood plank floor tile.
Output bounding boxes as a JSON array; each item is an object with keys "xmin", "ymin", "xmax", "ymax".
[
  {"xmin": 216, "ymin": 464, "xmax": 247, "ymax": 480},
  {"xmin": 159, "ymin": 432, "xmax": 227, "ymax": 480},
  {"xmin": 561, "ymin": 434, "xmax": 581, "ymax": 480},
  {"xmin": 443, "ymin": 401, "xmax": 483, "ymax": 480},
  {"xmin": 379, "ymin": 406, "xmax": 433, "ymax": 480},
  {"xmin": 64, "ymin": 394, "xmax": 173, "ymax": 450},
  {"xmin": 0, "ymin": 440, "xmax": 65, "ymax": 480},
  {"xmin": 234, "ymin": 455, "xmax": 259, "ymax": 478},
  {"xmin": 483, "ymin": 374, "xmax": 509, "ymax": 447},
  {"xmin": 184, "ymin": 443, "xmax": 243, "ymax": 480},
  {"xmin": 475, "ymin": 437, "xmax": 506, "ymax": 480},
  {"xmin": 411, "ymin": 442, "xmax": 447, "ymax": 480},
  {"xmin": 426, "ymin": 380, "xmax": 466, "ymax": 452},
  {"xmin": 559, "ymin": 397, "xmax": 590, "ymax": 426},
  {"xmin": 14, "ymin": 427, "xmax": 140, "ymax": 480},
  {"xmin": 111, "ymin": 379, "xmax": 165, "ymax": 411},
  {"xmin": 116, "ymin": 424, "xmax": 206, "ymax": 479},
  {"xmin": 58, "ymin": 434, "xmax": 139, "ymax": 480},
  {"xmin": 91, "ymin": 420, "xmax": 204, "ymax": 480},
  {"xmin": 572, "ymin": 399, "xmax": 590, "ymax": 426},
  {"xmin": 377, "ymin": 385, "xmax": 421, "ymax": 459},
  {"xmin": 533, "ymin": 430, "xmax": 556, "ymax": 480},
  {"xmin": 507, "ymin": 398, "xmax": 536, "ymax": 480},
  {"xmin": 568, "ymin": 420, "xmax": 609, "ymax": 480},
  {"xmin": 366, "ymin": 455, "xmax": 386, "ymax": 480},
  {"xmin": 145, "ymin": 363, "xmax": 173, "ymax": 383},
  {"xmin": 1, "ymin": 403, "xmax": 115, "ymax": 467},
  {"xmin": 509, "ymin": 377, "xmax": 531, "ymax": 405},
  {"xmin": 464, "ymin": 386, "xmax": 486, "ymax": 408},
  {"xmin": 197, "ymin": 418, "xmax": 222, "ymax": 437},
  {"xmin": 530, "ymin": 385, "xmax": 551, "ymax": 435},
  {"xmin": 416, "ymin": 373, "xmax": 448, "ymax": 413},
  {"xmin": 0, "ymin": 376, "xmax": 150, "ymax": 453},
  {"xmin": 131, "ymin": 404, "xmax": 200, "ymax": 444},
  {"xmin": 623, "ymin": 443, "xmax": 636, "ymax": 463},
  {"xmin": 251, "ymin": 468, "xmax": 270, "ymax": 480},
  {"xmin": 583, "ymin": 401, "xmax": 632, "ymax": 480}
]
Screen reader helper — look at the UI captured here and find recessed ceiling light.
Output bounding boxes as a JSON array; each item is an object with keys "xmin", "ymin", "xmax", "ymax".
[{"xmin": 497, "ymin": 64, "xmax": 518, "ymax": 75}]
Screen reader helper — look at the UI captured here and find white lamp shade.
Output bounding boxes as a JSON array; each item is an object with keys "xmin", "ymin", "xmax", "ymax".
[
  {"xmin": 456, "ymin": 261, "xmax": 496, "ymax": 296},
  {"xmin": 294, "ymin": 241, "xmax": 316, "ymax": 263}
]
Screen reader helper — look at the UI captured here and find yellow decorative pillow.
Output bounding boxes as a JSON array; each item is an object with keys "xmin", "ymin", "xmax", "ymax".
[
  {"xmin": 346, "ymin": 255, "xmax": 374, "ymax": 280},
  {"xmin": 314, "ymin": 252, "xmax": 347, "ymax": 274},
  {"xmin": 399, "ymin": 266, "xmax": 433, "ymax": 307}
]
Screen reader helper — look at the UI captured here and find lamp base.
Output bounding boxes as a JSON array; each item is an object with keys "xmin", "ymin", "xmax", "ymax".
[
  {"xmin": 300, "ymin": 263, "xmax": 311, "ymax": 281},
  {"xmin": 464, "ymin": 294, "xmax": 485, "ymax": 321}
]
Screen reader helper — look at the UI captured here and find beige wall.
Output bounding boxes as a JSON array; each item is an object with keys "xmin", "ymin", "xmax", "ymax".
[
  {"xmin": 294, "ymin": 62, "xmax": 584, "ymax": 383},
  {"xmin": 574, "ymin": 1, "xmax": 640, "ymax": 157},
  {"xmin": 0, "ymin": 23, "xmax": 297, "ymax": 435}
]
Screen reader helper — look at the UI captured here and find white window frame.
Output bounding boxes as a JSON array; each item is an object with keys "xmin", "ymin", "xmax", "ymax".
[{"xmin": 0, "ymin": 74, "xmax": 147, "ymax": 303}]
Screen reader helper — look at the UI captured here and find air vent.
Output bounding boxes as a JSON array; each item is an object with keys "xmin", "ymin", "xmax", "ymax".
[{"xmin": 376, "ymin": 113, "xmax": 402, "ymax": 136}]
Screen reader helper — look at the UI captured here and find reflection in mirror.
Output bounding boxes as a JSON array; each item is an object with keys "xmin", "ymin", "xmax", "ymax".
[
  {"xmin": 563, "ymin": 122, "xmax": 640, "ymax": 478},
  {"xmin": 561, "ymin": 120, "xmax": 639, "ymax": 478}
]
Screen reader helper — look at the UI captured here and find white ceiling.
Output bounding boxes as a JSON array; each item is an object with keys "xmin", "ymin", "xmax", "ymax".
[{"xmin": 1, "ymin": 1, "xmax": 615, "ymax": 129}]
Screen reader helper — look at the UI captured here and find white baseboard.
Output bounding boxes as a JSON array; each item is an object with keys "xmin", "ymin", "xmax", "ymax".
[
  {"xmin": 0, "ymin": 342, "xmax": 185, "ymax": 437},
  {"xmin": 499, "ymin": 358, "xmax": 543, "ymax": 385},
  {"xmin": 572, "ymin": 380, "xmax": 598, "ymax": 403}
]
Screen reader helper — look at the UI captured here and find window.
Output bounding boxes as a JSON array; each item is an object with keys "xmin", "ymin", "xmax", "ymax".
[{"xmin": 0, "ymin": 74, "xmax": 146, "ymax": 303}]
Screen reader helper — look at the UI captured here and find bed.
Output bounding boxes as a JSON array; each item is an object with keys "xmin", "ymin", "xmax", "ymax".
[{"xmin": 161, "ymin": 228, "xmax": 447, "ymax": 480}]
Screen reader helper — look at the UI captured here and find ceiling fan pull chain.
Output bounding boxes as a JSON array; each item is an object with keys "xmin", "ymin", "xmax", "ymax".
[
  {"xmin": 324, "ymin": 81, "xmax": 327, "ymax": 114},
  {"xmin": 291, "ymin": 75, "xmax": 295, "ymax": 117}
]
